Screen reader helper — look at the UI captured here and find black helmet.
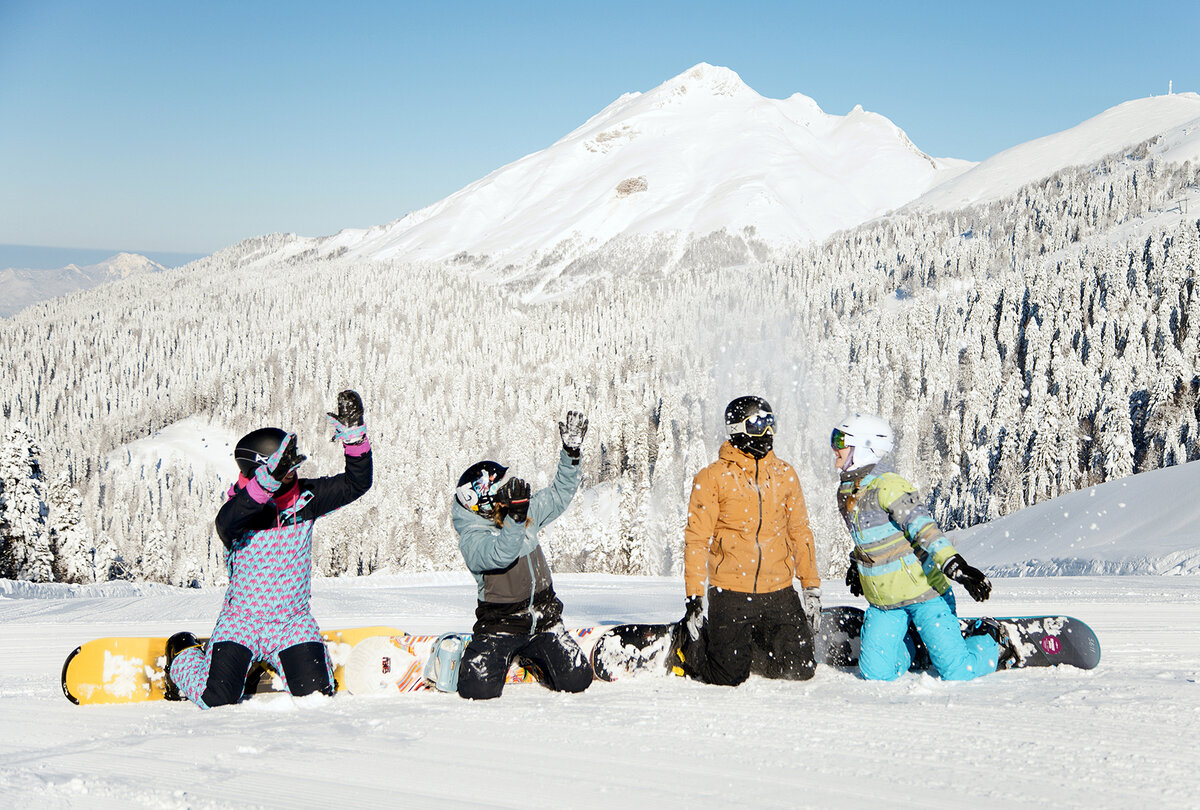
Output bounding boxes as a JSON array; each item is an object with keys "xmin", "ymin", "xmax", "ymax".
[
  {"xmin": 455, "ymin": 460, "xmax": 509, "ymax": 517},
  {"xmin": 724, "ymin": 395, "xmax": 775, "ymax": 459},
  {"xmin": 235, "ymin": 427, "xmax": 290, "ymax": 478}
]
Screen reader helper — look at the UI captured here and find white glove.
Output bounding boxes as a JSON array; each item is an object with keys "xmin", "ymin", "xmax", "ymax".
[{"xmin": 802, "ymin": 586, "xmax": 822, "ymax": 633}]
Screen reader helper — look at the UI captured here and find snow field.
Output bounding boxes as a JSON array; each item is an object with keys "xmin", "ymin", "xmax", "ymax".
[{"xmin": 2, "ymin": 574, "xmax": 1198, "ymax": 809}]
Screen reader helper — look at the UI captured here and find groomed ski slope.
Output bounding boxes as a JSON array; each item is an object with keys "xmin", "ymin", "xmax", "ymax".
[{"xmin": 2, "ymin": 573, "xmax": 1198, "ymax": 809}]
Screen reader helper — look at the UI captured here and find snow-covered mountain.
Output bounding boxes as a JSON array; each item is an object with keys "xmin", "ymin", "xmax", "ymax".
[
  {"xmin": 906, "ymin": 92, "xmax": 1200, "ymax": 212},
  {"xmin": 212, "ymin": 69, "xmax": 1200, "ymax": 298},
  {"xmin": 0, "ymin": 252, "xmax": 165, "ymax": 318},
  {"xmin": 228, "ymin": 63, "xmax": 973, "ymax": 284}
]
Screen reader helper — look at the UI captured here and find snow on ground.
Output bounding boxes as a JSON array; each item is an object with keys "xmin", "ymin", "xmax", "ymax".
[
  {"xmin": 954, "ymin": 460, "xmax": 1200, "ymax": 576},
  {"xmin": 4, "ymin": 463, "xmax": 1200, "ymax": 808},
  {"xmin": 2, "ymin": 572, "xmax": 1198, "ymax": 809}
]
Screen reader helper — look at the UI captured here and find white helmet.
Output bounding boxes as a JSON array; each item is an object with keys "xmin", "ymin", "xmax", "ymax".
[{"xmin": 831, "ymin": 413, "xmax": 894, "ymax": 471}]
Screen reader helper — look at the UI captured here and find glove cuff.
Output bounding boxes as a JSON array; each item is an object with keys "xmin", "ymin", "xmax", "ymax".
[{"xmin": 254, "ymin": 465, "xmax": 282, "ymax": 493}]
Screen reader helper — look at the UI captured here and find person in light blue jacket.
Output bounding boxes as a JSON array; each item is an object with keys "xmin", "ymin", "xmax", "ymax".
[{"xmin": 450, "ymin": 410, "xmax": 593, "ymax": 700}]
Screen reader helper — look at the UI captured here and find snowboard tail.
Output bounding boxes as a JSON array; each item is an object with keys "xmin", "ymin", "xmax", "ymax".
[
  {"xmin": 590, "ymin": 623, "xmax": 681, "ymax": 681},
  {"xmin": 61, "ymin": 625, "xmax": 404, "ymax": 705},
  {"xmin": 344, "ymin": 627, "xmax": 601, "ymax": 695},
  {"xmin": 962, "ymin": 615, "xmax": 1101, "ymax": 670}
]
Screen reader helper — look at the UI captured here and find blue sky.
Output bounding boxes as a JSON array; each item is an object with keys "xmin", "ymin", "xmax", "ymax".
[{"xmin": 1, "ymin": 0, "xmax": 1196, "ymax": 260}]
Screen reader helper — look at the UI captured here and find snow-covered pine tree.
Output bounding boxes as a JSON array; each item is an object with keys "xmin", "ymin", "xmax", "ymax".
[
  {"xmin": 0, "ymin": 425, "xmax": 54, "ymax": 582},
  {"xmin": 47, "ymin": 470, "xmax": 94, "ymax": 584},
  {"xmin": 139, "ymin": 519, "xmax": 171, "ymax": 583}
]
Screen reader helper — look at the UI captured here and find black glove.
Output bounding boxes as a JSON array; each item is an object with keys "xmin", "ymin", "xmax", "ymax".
[
  {"xmin": 942, "ymin": 554, "xmax": 992, "ymax": 602},
  {"xmin": 326, "ymin": 389, "xmax": 366, "ymax": 444},
  {"xmin": 558, "ymin": 410, "xmax": 588, "ymax": 458},
  {"xmin": 845, "ymin": 558, "xmax": 863, "ymax": 597},
  {"xmin": 681, "ymin": 596, "xmax": 705, "ymax": 642},
  {"xmin": 494, "ymin": 478, "xmax": 531, "ymax": 523}
]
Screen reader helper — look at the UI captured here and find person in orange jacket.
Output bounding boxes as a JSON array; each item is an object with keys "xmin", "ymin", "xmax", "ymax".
[{"xmin": 675, "ymin": 395, "xmax": 821, "ymax": 685}]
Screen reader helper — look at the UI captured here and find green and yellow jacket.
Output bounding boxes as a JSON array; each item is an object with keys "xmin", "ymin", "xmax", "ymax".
[{"xmin": 837, "ymin": 462, "xmax": 954, "ymax": 609}]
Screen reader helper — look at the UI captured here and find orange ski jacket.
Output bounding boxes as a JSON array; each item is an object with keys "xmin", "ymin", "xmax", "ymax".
[{"xmin": 684, "ymin": 441, "xmax": 820, "ymax": 596}]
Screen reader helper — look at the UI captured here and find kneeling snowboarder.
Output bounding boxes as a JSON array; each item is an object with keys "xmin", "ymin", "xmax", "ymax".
[
  {"xmin": 675, "ymin": 396, "xmax": 822, "ymax": 686},
  {"xmin": 164, "ymin": 390, "xmax": 373, "ymax": 707},
  {"xmin": 832, "ymin": 412, "xmax": 1018, "ymax": 680},
  {"xmin": 451, "ymin": 411, "xmax": 593, "ymax": 700}
]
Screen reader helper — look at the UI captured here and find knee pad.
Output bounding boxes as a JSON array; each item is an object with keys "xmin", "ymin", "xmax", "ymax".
[
  {"xmin": 278, "ymin": 642, "xmax": 334, "ymax": 697},
  {"xmin": 201, "ymin": 642, "xmax": 254, "ymax": 707}
]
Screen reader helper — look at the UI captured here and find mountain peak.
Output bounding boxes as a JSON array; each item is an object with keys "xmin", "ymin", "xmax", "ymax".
[
  {"xmin": 235, "ymin": 65, "xmax": 966, "ymax": 288},
  {"xmin": 652, "ymin": 62, "xmax": 753, "ymax": 100}
]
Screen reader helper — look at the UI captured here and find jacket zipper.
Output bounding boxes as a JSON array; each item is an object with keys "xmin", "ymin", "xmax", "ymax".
[
  {"xmin": 753, "ymin": 457, "xmax": 763, "ymax": 591},
  {"xmin": 526, "ymin": 554, "xmax": 537, "ymax": 634}
]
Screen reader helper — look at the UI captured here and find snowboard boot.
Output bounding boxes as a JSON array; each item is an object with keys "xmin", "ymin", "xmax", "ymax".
[
  {"xmin": 972, "ymin": 618, "xmax": 1025, "ymax": 670},
  {"xmin": 667, "ymin": 625, "xmax": 687, "ymax": 677},
  {"xmin": 163, "ymin": 632, "xmax": 201, "ymax": 701},
  {"xmin": 667, "ymin": 622, "xmax": 706, "ymax": 678}
]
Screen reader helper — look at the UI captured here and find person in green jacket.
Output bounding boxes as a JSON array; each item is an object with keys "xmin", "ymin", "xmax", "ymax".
[{"xmin": 833, "ymin": 413, "xmax": 1017, "ymax": 680}]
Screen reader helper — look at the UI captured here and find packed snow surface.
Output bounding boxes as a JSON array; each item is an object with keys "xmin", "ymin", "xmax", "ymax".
[{"xmin": 2, "ymin": 574, "xmax": 1197, "ymax": 809}]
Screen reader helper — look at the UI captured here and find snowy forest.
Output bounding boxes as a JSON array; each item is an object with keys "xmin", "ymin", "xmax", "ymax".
[{"xmin": 2, "ymin": 139, "xmax": 1198, "ymax": 587}]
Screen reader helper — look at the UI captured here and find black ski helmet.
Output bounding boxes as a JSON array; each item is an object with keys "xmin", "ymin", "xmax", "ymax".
[
  {"xmin": 725, "ymin": 395, "xmax": 775, "ymax": 459},
  {"xmin": 234, "ymin": 427, "xmax": 289, "ymax": 478},
  {"xmin": 455, "ymin": 460, "xmax": 510, "ymax": 518}
]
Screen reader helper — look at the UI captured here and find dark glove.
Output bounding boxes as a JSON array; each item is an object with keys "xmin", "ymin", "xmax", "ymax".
[
  {"xmin": 942, "ymin": 554, "xmax": 992, "ymax": 602},
  {"xmin": 326, "ymin": 389, "xmax": 366, "ymax": 444},
  {"xmin": 254, "ymin": 432, "xmax": 306, "ymax": 493},
  {"xmin": 845, "ymin": 558, "xmax": 863, "ymax": 597},
  {"xmin": 558, "ymin": 410, "xmax": 588, "ymax": 458},
  {"xmin": 494, "ymin": 478, "xmax": 531, "ymax": 523},
  {"xmin": 681, "ymin": 596, "xmax": 705, "ymax": 642}
]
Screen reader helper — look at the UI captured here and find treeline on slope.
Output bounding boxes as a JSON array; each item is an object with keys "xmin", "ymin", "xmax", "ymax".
[{"xmin": 1, "ymin": 140, "xmax": 1196, "ymax": 585}]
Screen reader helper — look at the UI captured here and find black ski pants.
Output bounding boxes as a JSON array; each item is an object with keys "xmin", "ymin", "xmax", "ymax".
[
  {"xmin": 201, "ymin": 641, "xmax": 334, "ymax": 707},
  {"xmin": 457, "ymin": 624, "xmax": 593, "ymax": 700},
  {"xmin": 683, "ymin": 585, "xmax": 816, "ymax": 686}
]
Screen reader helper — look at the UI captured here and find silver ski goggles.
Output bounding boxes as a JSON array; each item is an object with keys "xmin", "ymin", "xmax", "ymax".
[{"xmin": 729, "ymin": 411, "xmax": 775, "ymax": 437}]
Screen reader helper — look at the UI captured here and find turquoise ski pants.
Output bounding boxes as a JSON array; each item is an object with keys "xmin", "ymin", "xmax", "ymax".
[{"xmin": 860, "ymin": 596, "xmax": 999, "ymax": 681}]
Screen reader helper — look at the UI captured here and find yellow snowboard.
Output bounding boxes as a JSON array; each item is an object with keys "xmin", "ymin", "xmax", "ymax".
[{"xmin": 61, "ymin": 625, "xmax": 404, "ymax": 705}]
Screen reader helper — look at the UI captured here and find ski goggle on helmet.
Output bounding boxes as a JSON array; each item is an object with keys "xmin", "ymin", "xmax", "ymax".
[
  {"xmin": 726, "ymin": 397, "xmax": 775, "ymax": 437},
  {"xmin": 455, "ymin": 460, "xmax": 511, "ymax": 516},
  {"xmin": 831, "ymin": 413, "xmax": 894, "ymax": 470}
]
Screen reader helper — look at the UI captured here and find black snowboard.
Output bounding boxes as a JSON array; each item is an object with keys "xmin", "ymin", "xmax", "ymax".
[
  {"xmin": 828, "ymin": 607, "xmax": 1101, "ymax": 671},
  {"xmin": 590, "ymin": 623, "xmax": 680, "ymax": 681},
  {"xmin": 590, "ymin": 606, "xmax": 1101, "ymax": 680},
  {"xmin": 590, "ymin": 606, "xmax": 864, "ymax": 681},
  {"xmin": 959, "ymin": 614, "xmax": 1102, "ymax": 670}
]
